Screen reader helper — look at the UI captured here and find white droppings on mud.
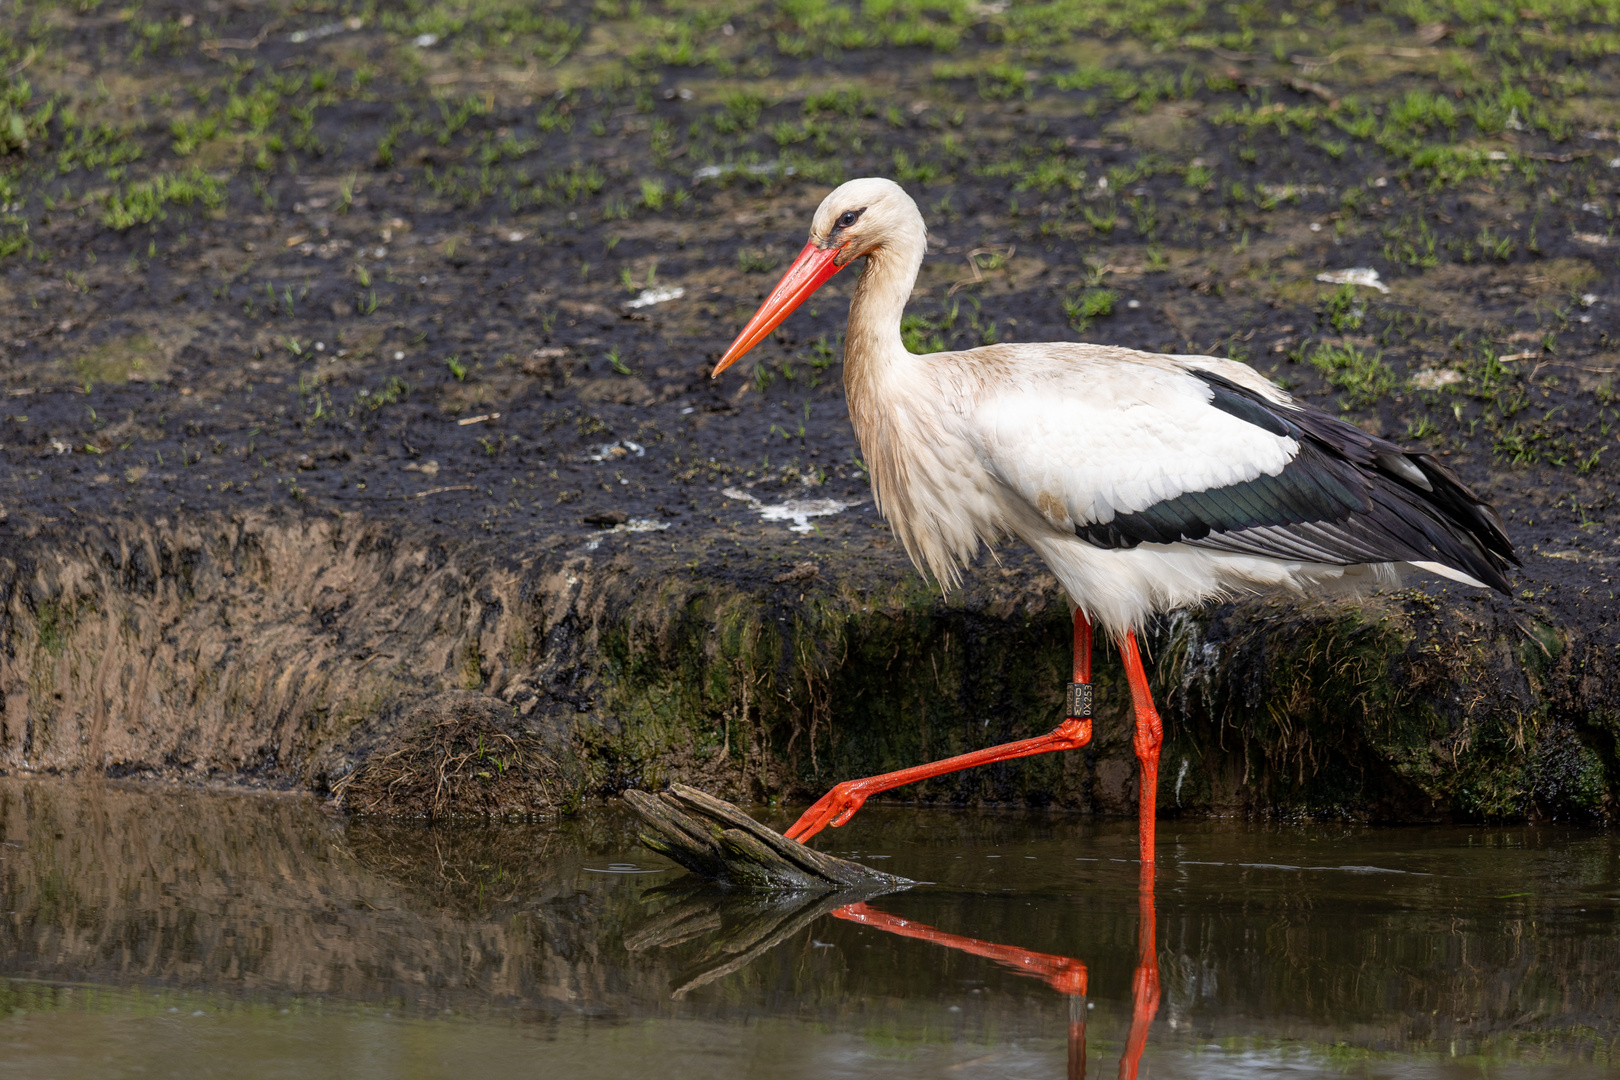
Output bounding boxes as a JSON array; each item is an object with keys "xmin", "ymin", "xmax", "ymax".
[
  {"xmin": 583, "ymin": 519, "xmax": 670, "ymax": 551},
  {"xmin": 288, "ymin": 20, "xmax": 358, "ymax": 43},
  {"xmin": 412, "ymin": 33, "xmax": 439, "ymax": 47},
  {"xmin": 624, "ymin": 286, "xmax": 684, "ymax": 309},
  {"xmin": 692, "ymin": 161, "xmax": 796, "ymax": 183},
  {"xmin": 1175, "ymin": 756, "xmax": 1189, "ymax": 806},
  {"xmin": 1259, "ymin": 182, "xmax": 1326, "ymax": 198},
  {"xmin": 1315, "ymin": 267, "xmax": 1389, "ymax": 293},
  {"xmin": 1412, "ymin": 368, "xmax": 1464, "ymax": 389},
  {"xmin": 724, "ymin": 487, "xmax": 862, "ymax": 534},
  {"xmin": 589, "ymin": 440, "xmax": 644, "ymax": 461}
]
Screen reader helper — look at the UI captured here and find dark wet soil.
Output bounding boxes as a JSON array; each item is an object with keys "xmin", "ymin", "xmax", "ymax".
[
  {"xmin": 4, "ymin": 2, "xmax": 1616, "ymax": 566},
  {"xmin": 0, "ymin": 2, "xmax": 1617, "ymax": 815}
]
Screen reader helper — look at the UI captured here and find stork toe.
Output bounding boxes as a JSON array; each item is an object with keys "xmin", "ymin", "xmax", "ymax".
[{"xmin": 786, "ymin": 782, "xmax": 868, "ymax": 842}]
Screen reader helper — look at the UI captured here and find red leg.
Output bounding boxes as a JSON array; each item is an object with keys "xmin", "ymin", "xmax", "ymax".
[
  {"xmin": 786, "ymin": 608, "xmax": 1097, "ymax": 843},
  {"xmin": 1118, "ymin": 631, "xmax": 1163, "ymax": 865},
  {"xmin": 784, "ymin": 718, "xmax": 1092, "ymax": 841},
  {"xmin": 1116, "ymin": 863, "xmax": 1160, "ymax": 1080},
  {"xmin": 1072, "ymin": 605, "xmax": 1092, "ymax": 684}
]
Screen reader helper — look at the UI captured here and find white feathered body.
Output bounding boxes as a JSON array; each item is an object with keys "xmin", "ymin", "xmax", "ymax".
[{"xmin": 848, "ymin": 337, "xmax": 1408, "ymax": 637}]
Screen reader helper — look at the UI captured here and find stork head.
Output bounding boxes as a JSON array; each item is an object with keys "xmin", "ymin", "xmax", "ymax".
[
  {"xmin": 711, "ymin": 177, "xmax": 922, "ymax": 377},
  {"xmin": 805, "ymin": 176, "xmax": 923, "ymax": 266}
]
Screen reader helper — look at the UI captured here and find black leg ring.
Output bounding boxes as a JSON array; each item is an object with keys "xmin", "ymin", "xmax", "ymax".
[{"xmin": 1066, "ymin": 682, "xmax": 1092, "ymax": 720}]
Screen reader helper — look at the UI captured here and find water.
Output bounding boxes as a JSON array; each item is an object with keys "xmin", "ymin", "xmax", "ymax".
[{"xmin": 0, "ymin": 780, "xmax": 1616, "ymax": 1079}]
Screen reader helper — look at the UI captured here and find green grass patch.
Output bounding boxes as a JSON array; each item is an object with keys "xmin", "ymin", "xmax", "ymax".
[
  {"xmin": 1304, "ymin": 342, "xmax": 1399, "ymax": 410},
  {"xmin": 100, "ymin": 168, "xmax": 225, "ymax": 230},
  {"xmin": 1064, "ymin": 287, "xmax": 1118, "ymax": 332}
]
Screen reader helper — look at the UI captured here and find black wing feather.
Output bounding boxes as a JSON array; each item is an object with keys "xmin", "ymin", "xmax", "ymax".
[{"xmin": 1073, "ymin": 369, "xmax": 1518, "ymax": 592}]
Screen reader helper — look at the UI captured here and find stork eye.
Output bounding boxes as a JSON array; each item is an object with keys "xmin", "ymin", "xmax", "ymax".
[{"xmin": 836, "ymin": 209, "xmax": 862, "ymax": 229}]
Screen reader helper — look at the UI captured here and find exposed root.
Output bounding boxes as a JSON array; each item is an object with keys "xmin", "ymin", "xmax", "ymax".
[{"xmin": 335, "ymin": 691, "xmax": 560, "ymax": 819}]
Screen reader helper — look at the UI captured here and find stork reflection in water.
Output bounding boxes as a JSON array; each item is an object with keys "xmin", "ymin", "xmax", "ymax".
[{"xmin": 835, "ymin": 866, "xmax": 1160, "ymax": 1079}]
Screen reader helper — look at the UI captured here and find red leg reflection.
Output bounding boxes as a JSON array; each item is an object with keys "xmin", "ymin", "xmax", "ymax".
[
  {"xmin": 1068, "ymin": 993, "xmax": 1088, "ymax": 1080},
  {"xmin": 786, "ymin": 610, "xmax": 1097, "ymax": 843},
  {"xmin": 832, "ymin": 862, "xmax": 1158, "ymax": 1080},
  {"xmin": 1118, "ymin": 863, "xmax": 1160, "ymax": 1080},
  {"xmin": 833, "ymin": 902, "xmax": 1093, "ymax": 1079},
  {"xmin": 831, "ymin": 903, "xmax": 1087, "ymax": 996}
]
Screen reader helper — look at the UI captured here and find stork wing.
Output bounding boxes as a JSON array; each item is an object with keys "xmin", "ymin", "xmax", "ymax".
[{"xmin": 970, "ymin": 354, "xmax": 1515, "ymax": 590}]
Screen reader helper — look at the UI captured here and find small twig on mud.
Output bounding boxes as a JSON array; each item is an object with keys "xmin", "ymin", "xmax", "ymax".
[
  {"xmin": 949, "ymin": 246, "xmax": 1015, "ymax": 296},
  {"xmin": 1289, "ymin": 44, "xmax": 1436, "ymax": 72},
  {"xmin": 1513, "ymin": 618, "xmax": 1553, "ymax": 659},
  {"xmin": 6, "ymin": 48, "xmax": 36, "ymax": 78},
  {"xmin": 1523, "ymin": 359, "xmax": 1617, "ymax": 379},
  {"xmin": 201, "ymin": 22, "xmax": 282, "ymax": 54},
  {"xmin": 410, "ymin": 484, "xmax": 478, "ymax": 498},
  {"xmin": 1284, "ymin": 76, "xmax": 1339, "ymax": 105}
]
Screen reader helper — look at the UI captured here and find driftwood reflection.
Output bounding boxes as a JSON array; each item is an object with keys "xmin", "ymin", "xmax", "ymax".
[
  {"xmin": 630, "ymin": 866, "xmax": 1162, "ymax": 1079},
  {"xmin": 625, "ymin": 880, "xmax": 906, "ymax": 998}
]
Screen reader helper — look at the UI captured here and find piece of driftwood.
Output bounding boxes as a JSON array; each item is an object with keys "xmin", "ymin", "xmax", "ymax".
[
  {"xmin": 626, "ymin": 880, "xmax": 902, "ymax": 998},
  {"xmin": 624, "ymin": 783, "xmax": 912, "ymax": 891}
]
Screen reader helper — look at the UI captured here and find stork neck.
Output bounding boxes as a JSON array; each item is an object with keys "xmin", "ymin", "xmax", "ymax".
[{"xmin": 845, "ymin": 236, "xmax": 925, "ymax": 367}]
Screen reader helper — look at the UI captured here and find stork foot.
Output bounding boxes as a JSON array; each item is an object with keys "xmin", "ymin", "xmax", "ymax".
[{"xmin": 784, "ymin": 780, "xmax": 871, "ymax": 842}]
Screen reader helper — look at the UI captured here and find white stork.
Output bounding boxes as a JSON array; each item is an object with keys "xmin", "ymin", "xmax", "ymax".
[{"xmin": 711, "ymin": 177, "xmax": 1516, "ymax": 863}]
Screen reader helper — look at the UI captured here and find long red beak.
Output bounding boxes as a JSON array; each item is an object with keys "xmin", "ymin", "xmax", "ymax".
[{"xmin": 711, "ymin": 240, "xmax": 844, "ymax": 377}]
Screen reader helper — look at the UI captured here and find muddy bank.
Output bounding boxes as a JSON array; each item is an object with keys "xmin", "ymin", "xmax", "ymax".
[
  {"xmin": 1, "ymin": 2, "xmax": 1618, "ymax": 819},
  {"xmin": 0, "ymin": 504, "xmax": 1613, "ymax": 821}
]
